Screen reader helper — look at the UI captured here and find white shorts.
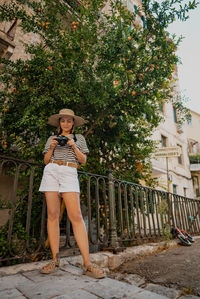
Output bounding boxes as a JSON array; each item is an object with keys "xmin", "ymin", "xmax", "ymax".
[{"xmin": 39, "ymin": 163, "xmax": 80, "ymax": 193}]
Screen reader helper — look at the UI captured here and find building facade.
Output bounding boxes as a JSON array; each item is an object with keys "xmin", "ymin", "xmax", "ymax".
[
  {"xmin": 151, "ymin": 101, "xmax": 194, "ymax": 197},
  {"xmin": 185, "ymin": 110, "xmax": 200, "ymax": 198},
  {"xmin": 150, "ymin": 58, "xmax": 194, "ymax": 197}
]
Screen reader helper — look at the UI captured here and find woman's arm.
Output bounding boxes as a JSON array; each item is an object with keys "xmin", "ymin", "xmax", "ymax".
[
  {"xmin": 67, "ymin": 137, "xmax": 87, "ymax": 164},
  {"xmin": 44, "ymin": 138, "xmax": 58, "ymax": 165},
  {"xmin": 72, "ymin": 145, "xmax": 87, "ymax": 164}
]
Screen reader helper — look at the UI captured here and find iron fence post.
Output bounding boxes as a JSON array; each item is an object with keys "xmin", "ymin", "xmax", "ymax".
[{"xmin": 108, "ymin": 171, "xmax": 119, "ymax": 248}]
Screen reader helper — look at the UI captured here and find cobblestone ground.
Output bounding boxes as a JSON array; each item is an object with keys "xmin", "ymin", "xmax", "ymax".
[{"xmin": 115, "ymin": 238, "xmax": 200, "ymax": 297}]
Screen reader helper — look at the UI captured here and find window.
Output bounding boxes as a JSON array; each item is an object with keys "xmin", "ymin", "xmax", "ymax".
[
  {"xmin": 183, "ymin": 188, "xmax": 187, "ymax": 197},
  {"xmin": 173, "ymin": 107, "xmax": 178, "ymax": 123},
  {"xmin": 173, "ymin": 184, "xmax": 177, "ymax": 194},
  {"xmin": 161, "ymin": 135, "xmax": 167, "ymax": 147},
  {"xmin": 177, "ymin": 144, "xmax": 183, "ymax": 165},
  {"xmin": 192, "ymin": 176, "xmax": 199, "ymax": 197},
  {"xmin": 0, "ymin": 47, "xmax": 6, "ymax": 58}
]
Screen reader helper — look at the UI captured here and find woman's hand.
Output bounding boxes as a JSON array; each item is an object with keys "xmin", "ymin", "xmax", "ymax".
[
  {"xmin": 67, "ymin": 136, "xmax": 76, "ymax": 149},
  {"xmin": 50, "ymin": 137, "xmax": 58, "ymax": 150}
]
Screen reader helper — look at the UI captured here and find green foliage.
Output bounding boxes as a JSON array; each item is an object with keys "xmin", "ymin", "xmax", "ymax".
[
  {"xmin": 157, "ymin": 198, "xmax": 168, "ymax": 215},
  {"xmin": 143, "ymin": 0, "xmax": 199, "ymax": 27},
  {"xmin": 0, "ymin": 0, "xmax": 198, "ymax": 182},
  {"xmin": 0, "ymin": 164, "xmax": 44, "ymax": 261},
  {"xmin": 157, "ymin": 198, "xmax": 172, "ymax": 240},
  {"xmin": 189, "ymin": 154, "xmax": 200, "ymax": 164},
  {"xmin": 0, "ymin": 225, "xmax": 9, "ymax": 257}
]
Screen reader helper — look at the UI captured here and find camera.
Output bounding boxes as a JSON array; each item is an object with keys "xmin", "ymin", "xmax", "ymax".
[{"xmin": 55, "ymin": 136, "xmax": 69, "ymax": 146}]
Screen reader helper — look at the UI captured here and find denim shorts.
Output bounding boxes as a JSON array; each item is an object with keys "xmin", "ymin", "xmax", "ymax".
[{"xmin": 39, "ymin": 163, "xmax": 80, "ymax": 193}]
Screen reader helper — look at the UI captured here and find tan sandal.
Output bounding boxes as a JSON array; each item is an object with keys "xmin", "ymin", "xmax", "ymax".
[
  {"xmin": 83, "ymin": 263, "xmax": 106, "ymax": 279},
  {"xmin": 40, "ymin": 254, "xmax": 60, "ymax": 274}
]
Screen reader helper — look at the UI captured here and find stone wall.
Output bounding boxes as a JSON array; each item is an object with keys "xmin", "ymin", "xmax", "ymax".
[{"xmin": 0, "ymin": 6, "xmax": 41, "ymax": 61}]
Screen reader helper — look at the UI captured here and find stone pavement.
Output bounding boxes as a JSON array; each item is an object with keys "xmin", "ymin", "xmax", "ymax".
[
  {"xmin": 0, "ymin": 262, "xmax": 171, "ymax": 299},
  {"xmin": 0, "ymin": 262, "xmax": 199, "ymax": 299},
  {"xmin": 0, "ymin": 239, "xmax": 200, "ymax": 299}
]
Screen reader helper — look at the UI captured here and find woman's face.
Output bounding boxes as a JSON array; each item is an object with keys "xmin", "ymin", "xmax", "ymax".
[{"xmin": 59, "ymin": 116, "xmax": 74, "ymax": 133}]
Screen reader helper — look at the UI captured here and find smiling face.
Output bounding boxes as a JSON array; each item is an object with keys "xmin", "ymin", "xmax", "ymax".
[{"xmin": 59, "ymin": 116, "xmax": 74, "ymax": 134}]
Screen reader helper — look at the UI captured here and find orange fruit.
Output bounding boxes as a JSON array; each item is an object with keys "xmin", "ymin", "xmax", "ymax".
[
  {"xmin": 38, "ymin": 8, "xmax": 41, "ymax": 12},
  {"xmin": 132, "ymin": 90, "xmax": 136, "ymax": 96},
  {"xmin": 127, "ymin": 36, "xmax": 132, "ymax": 41},
  {"xmin": 3, "ymin": 144, "xmax": 7, "ymax": 149},
  {"xmin": 138, "ymin": 74, "xmax": 143, "ymax": 81}
]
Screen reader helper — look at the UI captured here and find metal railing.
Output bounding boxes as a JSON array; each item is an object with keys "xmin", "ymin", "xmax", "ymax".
[
  {"xmin": 0, "ymin": 155, "xmax": 200, "ymax": 264},
  {"xmin": 112, "ymin": 178, "xmax": 200, "ymax": 247}
]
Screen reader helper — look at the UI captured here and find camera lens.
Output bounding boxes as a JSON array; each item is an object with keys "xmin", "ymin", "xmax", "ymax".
[{"xmin": 60, "ymin": 140, "xmax": 66, "ymax": 146}]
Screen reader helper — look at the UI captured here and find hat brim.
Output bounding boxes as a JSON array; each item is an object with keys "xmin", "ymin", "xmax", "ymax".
[{"xmin": 48, "ymin": 113, "xmax": 87, "ymax": 127}]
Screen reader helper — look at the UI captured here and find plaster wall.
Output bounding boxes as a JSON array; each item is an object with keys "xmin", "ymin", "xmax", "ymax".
[{"xmin": 185, "ymin": 110, "xmax": 200, "ymax": 145}]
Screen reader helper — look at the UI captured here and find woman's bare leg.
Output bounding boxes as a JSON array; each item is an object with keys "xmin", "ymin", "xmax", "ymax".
[
  {"xmin": 45, "ymin": 191, "xmax": 60, "ymax": 261},
  {"xmin": 62, "ymin": 192, "xmax": 90, "ymax": 266}
]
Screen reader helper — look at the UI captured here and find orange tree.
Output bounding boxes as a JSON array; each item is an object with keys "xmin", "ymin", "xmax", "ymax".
[{"xmin": 0, "ymin": 0, "xmax": 198, "ymax": 182}]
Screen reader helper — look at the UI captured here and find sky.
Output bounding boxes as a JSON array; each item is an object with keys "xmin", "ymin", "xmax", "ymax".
[{"xmin": 167, "ymin": 5, "xmax": 200, "ymax": 114}]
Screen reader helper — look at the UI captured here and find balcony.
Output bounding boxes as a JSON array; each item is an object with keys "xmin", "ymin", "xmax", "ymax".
[
  {"xmin": 190, "ymin": 164, "xmax": 200, "ymax": 172},
  {"xmin": 189, "ymin": 155, "xmax": 200, "ymax": 172}
]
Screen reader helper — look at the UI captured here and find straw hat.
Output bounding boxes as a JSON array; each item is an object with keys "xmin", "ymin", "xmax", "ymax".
[{"xmin": 48, "ymin": 109, "xmax": 87, "ymax": 127}]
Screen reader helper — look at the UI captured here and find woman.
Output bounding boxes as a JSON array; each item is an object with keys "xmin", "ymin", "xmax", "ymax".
[{"xmin": 39, "ymin": 108, "xmax": 105, "ymax": 278}]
